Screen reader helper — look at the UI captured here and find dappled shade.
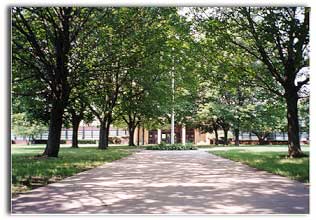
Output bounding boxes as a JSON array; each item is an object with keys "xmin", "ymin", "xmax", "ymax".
[{"xmin": 12, "ymin": 150, "xmax": 309, "ymax": 214}]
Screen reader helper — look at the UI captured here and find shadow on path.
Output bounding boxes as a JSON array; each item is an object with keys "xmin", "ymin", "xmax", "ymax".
[{"xmin": 12, "ymin": 151, "xmax": 309, "ymax": 214}]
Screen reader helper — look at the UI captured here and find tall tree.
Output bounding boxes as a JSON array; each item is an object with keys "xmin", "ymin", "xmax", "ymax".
[
  {"xmin": 64, "ymin": 94, "xmax": 93, "ymax": 148},
  {"xmin": 193, "ymin": 7, "xmax": 309, "ymax": 157},
  {"xmin": 86, "ymin": 8, "xmax": 176, "ymax": 149},
  {"xmin": 119, "ymin": 74, "xmax": 168, "ymax": 146},
  {"xmin": 12, "ymin": 7, "xmax": 94, "ymax": 157}
]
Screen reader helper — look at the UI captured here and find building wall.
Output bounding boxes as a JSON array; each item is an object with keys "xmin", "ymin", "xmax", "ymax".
[
  {"xmin": 12, "ymin": 123, "xmax": 309, "ymax": 145},
  {"xmin": 11, "ymin": 125, "xmax": 130, "ymax": 145},
  {"xmin": 143, "ymin": 128, "xmax": 309, "ymax": 145},
  {"xmin": 194, "ymin": 129, "xmax": 208, "ymax": 145},
  {"xmin": 133, "ymin": 126, "xmax": 148, "ymax": 145}
]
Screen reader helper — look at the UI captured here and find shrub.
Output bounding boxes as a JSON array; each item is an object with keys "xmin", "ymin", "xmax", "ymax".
[
  {"xmin": 146, "ymin": 143, "xmax": 197, "ymax": 151},
  {"xmin": 77, "ymin": 140, "xmax": 97, "ymax": 144},
  {"xmin": 158, "ymin": 142, "xmax": 167, "ymax": 147},
  {"xmin": 31, "ymin": 140, "xmax": 47, "ymax": 144},
  {"xmin": 108, "ymin": 137, "xmax": 122, "ymax": 144}
]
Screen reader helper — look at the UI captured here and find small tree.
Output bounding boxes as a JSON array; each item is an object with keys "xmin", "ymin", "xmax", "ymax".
[
  {"xmin": 12, "ymin": 113, "xmax": 47, "ymax": 144},
  {"xmin": 195, "ymin": 116, "xmax": 220, "ymax": 145},
  {"xmin": 241, "ymin": 97, "xmax": 287, "ymax": 145}
]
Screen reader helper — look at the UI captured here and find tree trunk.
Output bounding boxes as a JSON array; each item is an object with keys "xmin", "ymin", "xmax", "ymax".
[
  {"xmin": 98, "ymin": 116, "xmax": 111, "ymax": 149},
  {"xmin": 137, "ymin": 125, "xmax": 140, "ymax": 146},
  {"xmin": 104, "ymin": 122, "xmax": 110, "ymax": 149},
  {"xmin": 30, "ymin": 135, "xmax": 35, "ymax": 145},
  {"xmin": 128, "ymin": 124, "xmax": 136, "ymax": 146},
  {"xmin": 43, "ymin": 102, "xmax": 64, "ymax": 157},
  {"xmin": 234, "ymin": 128, "xmax": 240, "ymax": 146},
  {"xmin": 285, "ymin": 92, "xmax": 303, "ymax": 157},
  {"xmin": 214, "ymin": 129, "xmax": 219, "ymax": 145},
  {"xmin": 98, "ymin": 121, "xmax": 106, "ymax": 149},
  {"xmin": 252, "ymin": 131, "xmax": 268, "ymax": 145},
  {"xmin": 142, "ymin": 126, "xmax": 145, "ymax": 145},
  {"xmin": 258, "ymin": 137, "xmax": 265, "ymax": 145},
  {"xmin": 71, "ymin": 117, "xmax": 81, "ymax": 148},
  {"xmin": 223, "ymin": 128, "xmax": 229, "ymax": 146}
]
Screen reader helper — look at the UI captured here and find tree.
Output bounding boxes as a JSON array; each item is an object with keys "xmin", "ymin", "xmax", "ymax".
[
  {"xmin": 194, "ymin": 65, "xmax": 249, "ymax": 146},
  {"xmin": 114, "ymin": 9, "xmax": 200, "ymax": 147},
  {"xmin": 119, "ymin": 73, "xmax": 169, "ymax": 146},
  {"xmin": 195, "ymin": 112, "xmax": 220, "ymax": 145},
  {"xmin": 114, "ymin": 8, "xmax": 182, "ymax": 147},
  {"xmin": 163, "ymin": 13, "xmax": 201, "ymax": 138},
  {"xmin": 85, "ymin": 8, "xmax": 176, "ymax": 149},
  {"xmin": 193, "ymin": 7, "xmax": 309, "ymax": 156},
  {"xmin": 199, "ymin": 102, "xmax": 233, "ymax": 146},
  {"xmin": 64, "ymin": 94, "xmax": 93, "ymax": 148},
  {"xmin": 63, "ymin": 45, "xmax": 94, "ymax": 148},
  {"xmin": 12, "ymin": 113, "xmax": 47, "ymax": 144},
  {"xmin": 12, "ymin": 7, "xmax": 94, "ymax": 157},
  {"xmin": 298, "ymin": 96, "xmax": 309, "ymax": 134},
  {"xmin": 187, "ymin": 22, "xmax": 256, "ymax": 146},
  {"xmin": 241, "ymin": 96, "xmax": 287, "ymax": 145}
]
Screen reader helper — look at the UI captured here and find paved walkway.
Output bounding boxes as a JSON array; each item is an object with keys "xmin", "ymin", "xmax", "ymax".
[{"xmin": 12, "ymin": 150, "xmax": 309, "ymax": 214}]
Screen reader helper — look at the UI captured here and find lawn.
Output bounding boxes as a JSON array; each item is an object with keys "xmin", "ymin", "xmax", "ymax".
[
  {"xmin": 12, "ymin": 145, "xmax": 133, "ymax": 195},
  {"xmin": 209, "ymin": 145, "xmax": 309, "ymax": 183}
]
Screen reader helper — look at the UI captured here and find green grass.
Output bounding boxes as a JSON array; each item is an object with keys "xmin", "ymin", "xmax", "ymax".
[
  {"xmin": 12, "ymin": 145, "xmax": 132, "ymax": 194},
  {"xmin": 209, "ymin": 148, "xmax": 309, "ymax": 183},
  {"xmin": 198, "ymin": 144, "xmax": 309, "ymax": 150}
]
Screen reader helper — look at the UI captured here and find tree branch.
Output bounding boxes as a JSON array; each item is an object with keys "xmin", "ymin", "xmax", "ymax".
[
  {"xmin": 296, "ymin": 77, "xmax": 309, "ymax": 92},
  {"xmin": 241, "ymin": 7, "xmax": 285, "ymax": 85}
]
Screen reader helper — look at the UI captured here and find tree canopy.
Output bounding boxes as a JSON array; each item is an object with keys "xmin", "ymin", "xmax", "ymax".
[{"xmin": 12, "ymin": 6, "xmax": 309, "ymax": 158}]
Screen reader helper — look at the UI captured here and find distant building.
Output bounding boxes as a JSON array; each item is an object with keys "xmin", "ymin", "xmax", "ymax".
[{"xmin": 11, "ymin": 122, "xmax": 309, "ymax": 145}]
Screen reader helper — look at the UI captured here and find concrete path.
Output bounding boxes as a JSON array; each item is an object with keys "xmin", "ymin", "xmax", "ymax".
[{"xmin": 12, "ymin": 150, "xmax": 309, "ymax": 214}]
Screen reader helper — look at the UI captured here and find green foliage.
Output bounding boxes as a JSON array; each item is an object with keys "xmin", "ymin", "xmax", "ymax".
[
  {"xmin": 241, "ymin": 97, "xmax": 287, "ymax": 135},
  {"xmin": 193, "ymin": 40, "xmax": 287, "ymax": 138},
  {"xmin": 77, "ymin": 140, "xmax": 97, "ymax": 144},
  {"xmin": 192, "ymin": 7, "xmax": 309, "ymax": 152},
  {"xmin": 12, "ymin": 146, "xmax": 131, "ymax": 194},
  {"xmin": 146, "ymin": 143, "xmax": 197, "ymax": 150},
  {"xmin": 210, "ymin": 149, "xmax": 309, "ymax": 183},
  {"xmin": 84, "ymin": 8, "xmax": 179, "ymax": 131},
  {"xmin": 195, "ymin": 7, "xmax": 309, "ymax": 96},
  {"xmin": 114, "ymin": 8, "xmax": 200, "ymax": 133},
  {"xmin": 12, "ymin": 7, "xmax": 99, "ymax": 156},
  {"xmin": 12, "ymin": 7, "xmax": 309, "ymax": 155},
  {"xmin": 12, "ymin": 113, "xmax": 47, "ymax": 139},
  {"xmin": 298, "ymin": 97, "xmax": 309, "ymax": 133}
]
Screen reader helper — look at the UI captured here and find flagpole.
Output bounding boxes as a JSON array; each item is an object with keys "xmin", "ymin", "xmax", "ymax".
[{"xmin": 171, "ymin": 47, "xmax": 175, "ymax": 145}]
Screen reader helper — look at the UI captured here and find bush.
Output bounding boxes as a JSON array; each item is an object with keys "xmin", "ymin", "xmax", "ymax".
[
  {"xmin": 146, "ymin": 143, "xmax": 197, "ymax": 151},
  {"xmin": 108, "ymin": 137, "xmax": 122, "ymax": 144},
  {"xmin": 158, "ymin": 142, "xmax": 167, "ymax": 147},
  {"xmin": 31, "ymin": 140, "xmax": 47, "ymax": 144},
  {"xmin": 77, "ymin": 140, "xmax": 97, "ymax": 144}
]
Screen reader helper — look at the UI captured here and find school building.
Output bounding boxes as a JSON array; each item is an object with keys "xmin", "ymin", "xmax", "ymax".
[{"xmin": 12, "ymin": 122, "xmax": 309, "ymax": 145}]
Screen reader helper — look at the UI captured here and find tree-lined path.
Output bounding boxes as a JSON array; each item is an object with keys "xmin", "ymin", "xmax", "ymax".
[{"xmin": 12, "ymin": 150, "xmax": 309, "ymax": 214}]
